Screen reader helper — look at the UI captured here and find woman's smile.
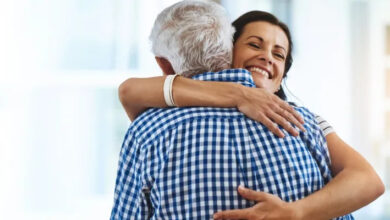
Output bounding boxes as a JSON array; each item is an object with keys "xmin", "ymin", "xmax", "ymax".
[{"xmin": 233, "ymin": 21, "xmax": 288, "ymax": 93}]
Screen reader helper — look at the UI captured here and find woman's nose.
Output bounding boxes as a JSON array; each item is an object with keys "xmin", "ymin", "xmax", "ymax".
[{"xmin": 257, "ymin": 52, "xmax": 273, "ymax": 65}]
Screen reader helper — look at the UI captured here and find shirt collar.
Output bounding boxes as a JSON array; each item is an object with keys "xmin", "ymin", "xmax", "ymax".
[{"xmin": 191, "ymin": 68, "xmax": 256, "ymax": 88}]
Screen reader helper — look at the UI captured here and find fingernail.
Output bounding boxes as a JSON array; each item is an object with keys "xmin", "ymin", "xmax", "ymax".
[{"xmin": 238, "ymin": 185, "xmax": 246, "ymax": 190}]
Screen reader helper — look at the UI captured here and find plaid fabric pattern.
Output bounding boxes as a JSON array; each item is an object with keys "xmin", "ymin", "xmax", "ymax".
[{"xmin": 110, "ymin": 69, "xmax": 353, "ymax": 219}]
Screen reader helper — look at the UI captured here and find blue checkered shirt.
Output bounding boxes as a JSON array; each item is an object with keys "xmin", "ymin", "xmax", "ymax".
[{"xmin": 110, "ymin": 69, "xmax": 353, "ymax": 219}]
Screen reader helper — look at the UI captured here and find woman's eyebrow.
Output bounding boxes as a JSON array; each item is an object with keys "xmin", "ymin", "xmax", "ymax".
[{"xmin": 246, "ymin": 36, "xmax": 263, "ymax": 42}]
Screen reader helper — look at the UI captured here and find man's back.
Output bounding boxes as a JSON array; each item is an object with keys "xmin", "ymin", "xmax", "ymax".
[{"xmin": 111, "ymin": 71, "xmax": 334, "ymax": 219}]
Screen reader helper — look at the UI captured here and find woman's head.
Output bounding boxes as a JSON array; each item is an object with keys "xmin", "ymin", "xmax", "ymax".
[{"xmin": 232, "ymin": 11, "xmax": 293, "ymax": 100}]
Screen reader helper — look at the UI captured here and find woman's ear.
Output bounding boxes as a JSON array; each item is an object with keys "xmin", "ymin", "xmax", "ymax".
[{"xmin": 155, "ymin": 57, "xmax": 175, "ymax": 75}]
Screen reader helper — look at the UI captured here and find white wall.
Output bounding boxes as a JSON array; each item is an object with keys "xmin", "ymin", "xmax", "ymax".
[{"xmin": 289, "ymin": 0, "xmax": 352, "ymax": 142}]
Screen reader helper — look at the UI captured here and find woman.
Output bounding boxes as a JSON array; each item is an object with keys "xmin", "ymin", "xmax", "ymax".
[{"xmin": 119, "ymin": 10, "xmax": 384, "ymax": 219}]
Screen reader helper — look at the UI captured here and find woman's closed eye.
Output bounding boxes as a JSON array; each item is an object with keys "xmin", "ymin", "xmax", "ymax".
[
  {"xmin": 274, "ymin": 52, "xmax": 285, "ymax": 60},
  {"xmin": 248, "ymin": 42, "xmax": 261, "ymax": 49}
]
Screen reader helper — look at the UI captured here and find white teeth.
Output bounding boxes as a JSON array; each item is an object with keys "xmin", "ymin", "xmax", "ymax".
[{"xmin": 249, "ymin": 67, "xmax": 270, "ymax": 78}]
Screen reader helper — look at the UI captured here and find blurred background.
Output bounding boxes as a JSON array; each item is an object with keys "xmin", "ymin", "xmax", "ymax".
[{"xmin": 0, "ymin": 0, "xmax": 389, "ymax": 219}]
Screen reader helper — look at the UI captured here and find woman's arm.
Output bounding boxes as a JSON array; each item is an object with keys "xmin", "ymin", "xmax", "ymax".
[
  {"xmin": 213, "ymin": 133, "xmax": 385, "ymax": 220},
  {"xmin": 118, "ymin": 75, "xmax": 305, "ymax": 137},
  {"xmin": 291, "ymin": 132, "xmax": 385, "ymax": 219}
]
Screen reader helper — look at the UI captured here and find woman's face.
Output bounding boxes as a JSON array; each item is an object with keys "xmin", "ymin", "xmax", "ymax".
[{"xmin": 232, "ymin": 21, "xmax": 289, "ymax": 93}]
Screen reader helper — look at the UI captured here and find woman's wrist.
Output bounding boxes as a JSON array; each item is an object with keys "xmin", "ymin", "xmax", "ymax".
[
  {"xmin": 206, "ymin": 82, "xmax": 244, "ymax": 108},
  {"xmin": 287, "ymin": 201, "xmax": 306, "ymax": 220},
  {"xmin": 172, "ymin": 77, "xmax": 241, "ymax": 108},
  {"xmin": 163, "ymin": 75, "xmax": 178, "ymax": 107},
  {"xmin": 229, "ymin": 83, "xmax": 247, "ymax": 108}
]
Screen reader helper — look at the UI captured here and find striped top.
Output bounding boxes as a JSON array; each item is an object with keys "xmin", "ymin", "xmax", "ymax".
[{"xmin": 316, "ymin": 114, "xmax": 334, "ymax": 136}]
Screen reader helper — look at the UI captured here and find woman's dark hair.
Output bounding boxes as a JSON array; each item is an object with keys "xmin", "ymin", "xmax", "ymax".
[{"xmin": 232, "ymin": 11, "xmax": 293, "ymax": 100}]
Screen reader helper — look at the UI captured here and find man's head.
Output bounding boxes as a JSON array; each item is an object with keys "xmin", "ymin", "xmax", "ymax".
[{"xmin": 149, "ymin": 0, "xmax": 234, "ymax": 77}]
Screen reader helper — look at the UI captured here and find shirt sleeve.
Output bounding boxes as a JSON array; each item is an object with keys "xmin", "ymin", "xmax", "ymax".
[
  {"xmin": 110, "ymin": 130, "xmax": 145, "ymax": 219},
  {"xmin": 315, "ymin": 114, "xmax": 334, "ymax": 136}
]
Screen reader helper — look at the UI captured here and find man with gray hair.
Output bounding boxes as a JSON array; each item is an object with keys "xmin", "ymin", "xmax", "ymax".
[
  {"xmin": 149, "ymin": 0, "xmax": 234, "ymax": 77},
  {"xmin": 110, "ymin": 0, "xmax": 337, "ymax": 219}
]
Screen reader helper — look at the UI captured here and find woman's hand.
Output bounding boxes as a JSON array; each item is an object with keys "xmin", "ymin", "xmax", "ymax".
[
  {"xmin": 237, "ymin": 86, "xmax": 305, "ymax": 138},
  {"xmin": 213, "ymin": 186, "xmax": 298, "ymax": 220}
]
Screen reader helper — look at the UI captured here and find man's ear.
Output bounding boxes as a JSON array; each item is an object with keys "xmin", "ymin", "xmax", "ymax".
[{"xmin": 155, "ymin": 57, "xmax": 175, "ymax": 75}]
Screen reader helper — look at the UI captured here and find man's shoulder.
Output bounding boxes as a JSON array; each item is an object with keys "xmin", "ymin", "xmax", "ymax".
[
  {"xmin": 133, "ymin": 107, "xmax": 244, "ymax": 126},
  {"xmin": 293, "ymin": 105, "xmax": 316, "ymax": 121},
  {"xmin": 292, "ymin": 105, "xmax": 324, "ymax": 136},
  {"xmin": 192, "ymin": 68, "xmax": 250, "ymax": 78},
  {"xmin": 192, "ymin": 68, "xmax": 256, "ymax": 88},
  {"xmin": 129, "ymin": 107, "xmax": 245, "ymax": 141}
]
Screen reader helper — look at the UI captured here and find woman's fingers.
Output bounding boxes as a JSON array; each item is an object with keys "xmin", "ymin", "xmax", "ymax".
[
  {"xmin": 276, "ymin": 107, "xmax": 306, "ymax": 133},
  {"xmin": 237, "ymin": 185, "xmax": 268, "ymax": 202},
  {"xmin": 266, "ymin": 111, "xmax": 299, "ymax": 137},
  {"xmin": 258, "ymin": 113, "xmax": 285, "ymax": 138},
  {"xmin": 213, "ymin": 208, "xmax": 251, "ymax": 220},
  {"xmin": 276, "ymin": 99, "xmax": 306, "ymax": 132},
  {"xmin": 238, "ymin": 88, "xmax": 305, "ymax": 137}
]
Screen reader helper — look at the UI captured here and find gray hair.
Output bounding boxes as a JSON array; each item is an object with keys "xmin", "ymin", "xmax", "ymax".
[{"xmin": 149, "ymin": 0, "xmax": 234, "ymax": 77}]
